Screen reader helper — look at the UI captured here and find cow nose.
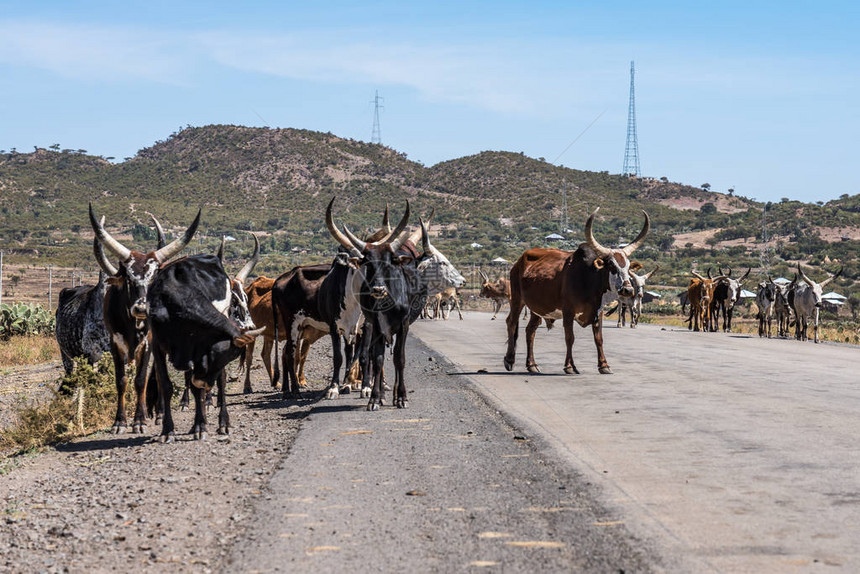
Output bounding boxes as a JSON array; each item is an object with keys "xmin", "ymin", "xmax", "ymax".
[
  {"xmin": 131, "ymin": 300, "xmax": 148, "ymax": 319},
  {"xmin": 619, "ymin": 284, "xmax": 634, "ymax": 298},
  {"xmin": 371, "ymin": 286, "xmax": 388, "ymax": 299}
]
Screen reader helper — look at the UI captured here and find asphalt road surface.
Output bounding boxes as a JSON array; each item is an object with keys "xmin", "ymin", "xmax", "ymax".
[{"xmin": 411, "ymin": 311, "xmax": 860, "ymax": 573}]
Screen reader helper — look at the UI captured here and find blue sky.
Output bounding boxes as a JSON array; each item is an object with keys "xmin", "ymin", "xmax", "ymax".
[{"xmin": 1, "ymin": 1, "xmax": 858, "ymax": 204}]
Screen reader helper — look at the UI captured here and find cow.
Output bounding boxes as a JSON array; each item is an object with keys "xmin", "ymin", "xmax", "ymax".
[
  {"xmin": 479, "ymin": 271, "xmax": 511, "ymax": 320},
  {"xmin": 774, "ymin": 277, "xmax": 795, "ymax": 337},
  {"xmin": 55, "ymin": 235, "xmax": 111, "ymax": 377},
  {"xmin": 239, "ymin": 277, "xmax": 282, "ymax": 393},
  {"xmin": 405, "ymin": 211, "xmax": 466, "ymax": 298},
  {"xmin": 710, "ymin": 267, "xmax": 751, "ymax": 332},
  {"xmin": 424, "ymin": 286, "xmax": 462, "ymax": 320},
  {"xmin": 755, "ymin": 279, "xmax": 778, "ymax": 338},
  {"xmin": 326, "ymin": 199, "xmax": 418, "ymax": 409},
  {"xmin": 503, "ymin": 208, "xmax": 649, "ymax": 375},
  {"xmin": 788, "ymin": 264, "xmax": 843, "ymax": 343},
  {"xmin": 685, "ymin": 270, "xmax": 716, "ymax": 332},
  {"xmin": 89, "ymin": 204, "xmax": 200, "ymax": 433},
  {"xmin": 614, "ymin": 264, "xmax": 658, "ymax": 328},
  {"xmin": 147, "ymin": 254, "xmax": 263, "ymax": 442}
]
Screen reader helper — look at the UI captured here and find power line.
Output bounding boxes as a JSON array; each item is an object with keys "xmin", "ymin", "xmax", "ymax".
[
  {"xmin": 622, "ymin": 60, "xmax": 641, "ymax": 176},
  {"xmin": 552, "ymin": 109, "xmax": 606, "ymax": 165},
  {"xmin": 371, "ymin": 90, "xmax": 384, "ymax": 144}
]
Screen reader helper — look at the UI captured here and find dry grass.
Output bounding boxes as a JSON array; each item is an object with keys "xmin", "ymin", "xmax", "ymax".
[
  {"xmin": 0, "ymin": 335, "xmax": 59, "ymax": 367},
  {"xmin": 0, "ymin": 355, "xmax": 126, "ymax": 453}
]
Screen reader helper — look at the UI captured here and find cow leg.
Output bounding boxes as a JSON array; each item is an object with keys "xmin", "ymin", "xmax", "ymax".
[
  {"xmin": 261, "ymin": 338, "xmax": 277, "ymax": 389},
  {"xmin": 179, "ymin": 379, "xmax": 191, "ymax": 411},
  {"xmin": 503, "ymin": 295, "xmax": 525, "ymax": 372},
  {"xmin": 491, "ymin": 300, "xmax": 498, "ymax": 320},
  {"xmin": 562, "ymin": 313, "xmax": 579, "ymax": 375},
  {"xmin": 149, "ymin": 368, "xmax": 164, "ymax": 425},
  {"xmin": 189, "ymin": 382, "xmax": 207, "ymax": 440},
  {"xmin": 131, "ymin": 343, "xmax": 150, "ymax": 434},
  {"xmin": 340, "ymin": 341, "xmax": 355, "ymax": 393},
  {"xmin": 152, "ymin": 346, "xmax": 175, "ymax": 443},
  {"xmin": 281, "ymin": 320, "xmax": 300, "ymax": 399},
  {"xmin": 592, "ymin": 312, "xmax": 612, "ymax": 374},
  {"xmin": 367, "ymin": 334, "xmax": 386, "ymax": 411},
  {"xmin": 813, "ymin": 309, "xmax": 820, "ymax": 343},
  {"xmin": 242, "ymin": 338, "xmax": 255, "ymax": 394},
  {"xmin": 110, "ymin": 346, "xmax": 129, "ymax": 433},
  {"xmin": 326, "ymin": 330, "xmax": 343, "ymax": 400},
  {"xmin": 392, "ymin": 326, "xmax": 409, "ymax": 408},
  {"xmin": 455, "ymin": 297, "xmax": 463, "ymax": 320},
  {"xmin": 217, "ymin": 370, "xmax": 230, "ymax": 435},
  {"xmin": 358, "ymin": 325, "xmax": 373, "ymax": 398},
  {"xmin": 616, "ymin": 303, "xmax": 623, "ymax": 328},
  {"xmin": 524, "ymin": 312, "xmax": 543, "ymax": 373}
]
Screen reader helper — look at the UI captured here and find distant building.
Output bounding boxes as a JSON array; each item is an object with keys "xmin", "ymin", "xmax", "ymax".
[{"xmin": 545, "ymin": 233, "xmax": 564, "ymax": 241}]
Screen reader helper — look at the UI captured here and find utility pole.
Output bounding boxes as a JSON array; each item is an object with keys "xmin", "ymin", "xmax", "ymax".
[
  {"xmin": 760, "ymin": 203, "xmax": 771, "ymax": 274},
  {"xmin": 371, "ymin": 90, "xmax": 384, "ymax": 144},
  {"xmin": 48, "ymin": 264, "xmax": 53, "ymax": 309},
  {"xmin": 560, "ymin": 179, "xmax": 569, "ymax": 233}
]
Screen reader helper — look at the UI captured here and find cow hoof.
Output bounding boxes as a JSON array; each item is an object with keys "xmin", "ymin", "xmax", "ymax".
[
  {"xmin": 367, "ymin": 402, "xmax": 380, "ymax": 412},
  {"xmin": 111, "ymin": 424, "xmax": 127, "ymax": 435},
  {"xmin": 382, "ymin": 382, "xmax": 391, "ymax": 391},
  {"xmin": 325, "ymin": 388, "xmax": 339, "ymax": 400},
  {"xmin": 243, "ymin": 386, "xmax": 253, "ymax": 395},
  {"xmin": 218, "ymin": 427, "xmax": 229, "ymax": 436},
  {"xmin": 491, "ymin": 317, "xmax": 496, "ymax": 320},
  {"xmin": 132, "ymin": 423, "xmax": 146, "ymax": 434},
  {"xmin": 563, "ymin": 366, "xmax": 579, "ymax": 375},
  {"xmin": 159, "ymin": 433, "xmax": 175, "ymax": 444},
  {"xmin": 503, "ymin": 357, "xmax": 514, "ymax": 371},
  {"xmin": 195, "ymin": 431, "xmax": 207, "ymax": 441},
  {"xmin": 598, "ymin": 366, "xmax": 613, "ymax": 375},
  {"xmin": 361, "ymin": 387, "xmax": 372, "ymax": 398},
  {"xmin": 180, "ymin": 404, "xmax": 189, "ymax": 412},
  {"xmin": 396, "ymin": 400, "xmax": 408, "ymax": 409},
  {"xmin": 155, "ymin": 415, "xmax": 163, "ymax": 425},
  {"xmin": 338, "ymin": 385, "xmax": 351, "ymax": 395},
  {"xmin": 527, "ymin": 364, "xmax": 541, "ymax": 374}
]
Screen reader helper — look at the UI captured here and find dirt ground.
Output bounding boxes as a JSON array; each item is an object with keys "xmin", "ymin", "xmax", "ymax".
[{"xmin": 0, "ymin": 342, "xmax": 333, "ymax": 573}]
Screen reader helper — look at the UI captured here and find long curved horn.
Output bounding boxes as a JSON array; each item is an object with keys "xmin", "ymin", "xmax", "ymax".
[
  {"xmin": 92, "ymin": 216, "xmax": 118, "ymax": 276},
  {"xmin": 235, "ymin": 233, "xmax": 260, "ymax": 284},
  {"xmin": 387, "ymin": 202, "xmax": 412, "ymax": 253},
  {"xmin": 150, "ymin": 214, "xmax": 167, "ymax": 249},
  {"xmin": 154, "ymin": 208, "xmax": 201, "ymax": 263},
  {"xmin": 89, "ymin": 203, "xmax": 131, "ymax": 262},
  {"xmin": 620, "ymin": 211, "xmax": 650, "ymax": 256},
  {"xmin": 739, "ymin": 267, "xmax": 751, "ymax": 282},
  {"xmin": 797, "ymin": 264, "xmax": 814, "ymax": 287},
  {"xmin": 381, "ymin": 204, "xmax": 391, "ymax": 234},
  {"xmin": 419, "ymin": 217, "xmax": 432, "ymax": 254},
  {"xmin": 342, "ymin": 225, "xmax": 368, "ymax": 252},
  {"xmin": 325, "ymin": 198, "xmax": 363, "ymax": 257},
  {"xmin": 216, "ymin": 236, "xmax": 226, "ymax": 262},
  {"xmin": 479, "ymin": 270, "xmax": 490, "ymax": 283},
  {"xmin": 707, "ymin": 267, "xmax": 713, "ymax": 280},
  {"xmin": 425, "ymin": 207, "xmax": 435, "ymax": 228},
  {"xmin": 584, "ymin": 208, "xmax": 612, "ymax": 258},
  {"xmin": 820, "ymin": 265, "xmax": 843, "ymax": 288},
  {"xmin": 691, "ymin": 271, "xmax": 706, "ymax": 281}
]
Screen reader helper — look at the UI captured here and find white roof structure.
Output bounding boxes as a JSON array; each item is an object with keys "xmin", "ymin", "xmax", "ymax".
[
  {"xmin": 470, "ymin": 242, "xmax": 483, "ymax": 248},
  {"xmin": 772, "ymin": 277, "xmax": 792, "ymax": 285},
  {"xmin": 492, "ymin": 257, "xmax": 509, "ymax": 263},
  {"xmin": 822, "ymin": 292, "xmax": 847, "ymax": 301},
  {"xmin": 545, "ymin": 233, "xmax": 564, "ymax": 241},
  {"xmin": 739, "ymin": 289, "xmax": 757, "ymax": 298}
]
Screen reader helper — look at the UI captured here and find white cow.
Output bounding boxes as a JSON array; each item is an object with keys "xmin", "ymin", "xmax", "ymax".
[{"xmin": 788, "ymin": 265, "xmax": 843, "ymax": 343}]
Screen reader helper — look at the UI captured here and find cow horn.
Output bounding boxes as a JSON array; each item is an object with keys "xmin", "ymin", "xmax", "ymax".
[
  {"xmin": 235, "ymin": 233, "xmax": 260, "ymax": 284},
  {"xmin": 584, "ymin": 208, "xmax": 613, "ymax": 258},
  {"xmin": 621, "ymin": 211, "xmax": 650, "ymax": 256},
  {"xmin": 479, "ymin": 270, "xmax": 490, "ymax": 283},
  {"xmin": 820, "ymin": 265, "xmax": 843, "ymax": 288},
  {"xmin": 797, "ymin": 264, "xmax": 814, "ymax": 287},
  {"xmin": 382, "ymin": 204, "xmax": 391, "ymax": 234},
  {"xmin": 739, "ymin": 267, "xmax": 751, "ymax": 283},
  {"xmin": 643, "ymin": 264, "xmax": 659, "ymax": 281},
  {"xmin": 342, "ymin": 225, "xmax": 368, "ymax": 252},
  {"xmin": 387, "ymin": 202, "xmax": 412, "ymax": 253},
  {"xmin": 325, "ymin": 198, "xmax": 364, "ymax": 257},
  {"xmin": 153, "ymin": 208, "xmax": 202, "ymax": 263},
  {"xmin": 93, "ymin": 216, "xmax": 119, "ymax": 276},
  {"xmin": 691, "ymin": 271, "xmax": 706, "ymax": 281},
  {"xmin": 89, "ymin": 203, "xmax": 131, "ymax": 262},
  {"xmin": 150, "ymin": 214, "xmax": 167, "ymax": 249},
  {"xmin": 216, "ymin": 236, "xmax": 226, "ymax": 262},
  {"xmin": 707, "ymin": 267, "xmax": 713, "ymax": 279},
  {"xmin": 419, "ymin": 217, "xmax": 432, "ymax": 254}
]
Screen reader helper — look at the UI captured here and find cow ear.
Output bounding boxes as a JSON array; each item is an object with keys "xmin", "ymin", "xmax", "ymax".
[
  {"xmin": 592, "ymin": 257, "xmax": 605, "ymax": 270},
  {"xmin": 630, "ymin": 261, "xmax": 643, "ymax": 272},
  {"xmin": 397, "ymin": 255, "xmax": 413, "ymax": 266},
  {"xmin": 107, "ymin": 276, "xmax": 124, "ymax": 287},
  {"xmin": 348, "ymin": 257, "xmax": 362, "ymax": 268}
]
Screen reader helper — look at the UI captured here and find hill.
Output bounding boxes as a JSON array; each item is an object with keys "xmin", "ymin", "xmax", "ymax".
[{"xmin": 0, "ymin": 125, "xmax": 857, "ymax": 301}]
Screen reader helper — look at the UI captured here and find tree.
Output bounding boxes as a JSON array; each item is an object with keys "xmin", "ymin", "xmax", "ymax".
[
  {"xmin": 701, "ymin": 183, "xmax": 711, "ymax": 191},
  {"xmin": 727, "ymin": 187, "xmax": 734, "ymax": 196}
]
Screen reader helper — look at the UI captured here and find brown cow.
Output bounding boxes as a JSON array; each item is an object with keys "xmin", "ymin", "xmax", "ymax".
[
  {"xmin": 503, "ymin": 208, "xmax": 649, "ymax": 375},
  {"xmin": 479, "ymin": 271, "xmax": 511, "ymax": 320},
  {"xmin": 424, "ymin": 286, "xmax": 462, "ymax": 320},
  {"xmin": 685, "ymin": 269, "xmax": 720, "ymax": 332}
]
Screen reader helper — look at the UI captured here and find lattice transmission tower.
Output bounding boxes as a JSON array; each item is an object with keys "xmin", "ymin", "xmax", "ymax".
[
  {"xmin": 371, "ymin": 90, "xmax": 384, "ymax": 144},
  {"xmin": 622, "ymin": 61, "xmax": 641, "ymax": 177}
]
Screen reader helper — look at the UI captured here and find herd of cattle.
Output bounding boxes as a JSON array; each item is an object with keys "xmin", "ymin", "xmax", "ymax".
[{"xmin": 53, "ymin": 204, "xmax": 844, "ymax": 442}]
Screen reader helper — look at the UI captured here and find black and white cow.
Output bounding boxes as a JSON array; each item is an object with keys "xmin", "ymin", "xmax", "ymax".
[
  {"xmin": 327, "ymin": 199, "xmax": 418, "ymax": 410},
  {"xmin": 755, "ymin": 279, "xmax": 778, "ymax": 338},
  {"xmin": 89, "ymin": 204, "xmax": 200, "ymax": 433},
  {"xmin": 710, "ymin": 267, "xmax": 751, "ymax": 332},
  {"xmin": 615, "ymin": 264, "xmax": 658, "ymax": 328},
  {"xmin": 55, "ymin": 236, "xmax": 111, "ymax": 377},
  {"xmin": 147, "ymin": 254, "xmax": 263, "ymax": 442}
]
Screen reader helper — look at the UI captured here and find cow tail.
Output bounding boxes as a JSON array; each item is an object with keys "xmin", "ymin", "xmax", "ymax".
[
  {"xmin": 272, "ymin": 296, "xmax": 281, "ymax": 388},
  {"xmin": 145, "ymin": 367, "xmax": 159, "ymax": 419}
]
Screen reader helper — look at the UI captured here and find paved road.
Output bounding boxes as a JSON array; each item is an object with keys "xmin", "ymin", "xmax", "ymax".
[{"xmin": 411, "ymin": 311, "xmax": 860, "ymax": 573}]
